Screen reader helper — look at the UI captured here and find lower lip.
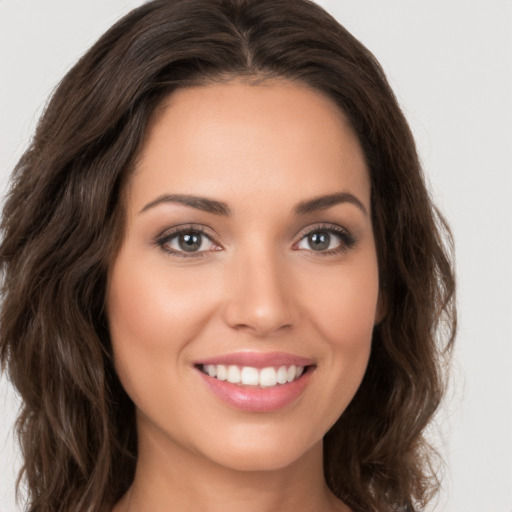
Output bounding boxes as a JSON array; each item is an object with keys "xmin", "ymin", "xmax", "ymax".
[{"xmin": 196, "ymin": 368, "xmax": 313, "ymax": 412}]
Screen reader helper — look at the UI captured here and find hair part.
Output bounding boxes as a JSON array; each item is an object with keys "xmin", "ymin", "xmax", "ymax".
[{"xmin": 0, "ymin": 1, "xmax": 456, "ymax": 511}]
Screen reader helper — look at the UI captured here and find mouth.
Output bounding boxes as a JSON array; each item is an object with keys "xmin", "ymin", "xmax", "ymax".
[
  {"xmin": 196, "ymin": 363, "xmax": 311, "ymax": 388},
  {"xmin": 194, "ymin": 352, "xmax": 315, "ymax": 412}
]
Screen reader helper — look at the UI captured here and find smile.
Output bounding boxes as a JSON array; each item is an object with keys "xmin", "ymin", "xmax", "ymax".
[
  {"xmin": 194, "ymin": 352, "xmax": 315, "ymax": 412},
  {"xmin": 200, "ymin": 364, "xmax": 305, "ymax": 388}
]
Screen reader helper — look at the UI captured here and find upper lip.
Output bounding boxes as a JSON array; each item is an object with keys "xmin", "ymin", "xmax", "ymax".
[{"xmin": 195, "ymin": 351, "xmax": 315, "ymax": 369}]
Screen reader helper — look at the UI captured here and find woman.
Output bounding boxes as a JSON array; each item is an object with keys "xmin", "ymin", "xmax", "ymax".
[{"xmin": 0, "ymin": 1, "xmax": 456, "ymax": 511}]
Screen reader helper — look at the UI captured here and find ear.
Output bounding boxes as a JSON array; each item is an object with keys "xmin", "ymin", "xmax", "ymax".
[{"xmin": 374, "ymin": 291, "xmax": 387, "ymax": 325}]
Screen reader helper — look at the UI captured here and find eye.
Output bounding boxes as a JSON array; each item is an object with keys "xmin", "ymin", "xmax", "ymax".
[
  {"xmin": 295, "ymin": 226, "xmax": 355, "ymax": 254},
  {"xmin": 297, "ymin": 230, "xmax": 340, "ymax": 251},
  {"xmin": 157, "ymin": 228, "xmax": 220, "ymax": 256}
]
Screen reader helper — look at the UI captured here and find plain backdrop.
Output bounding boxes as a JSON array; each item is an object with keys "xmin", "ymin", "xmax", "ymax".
[{"xmin": 0, "ymin": 1, "xmax": 511, "ymax": 511}]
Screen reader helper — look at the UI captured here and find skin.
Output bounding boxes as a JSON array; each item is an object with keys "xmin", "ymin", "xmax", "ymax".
[{"xmin": 108, "ymin": 79, "xmax": 382, "ymax": 512}]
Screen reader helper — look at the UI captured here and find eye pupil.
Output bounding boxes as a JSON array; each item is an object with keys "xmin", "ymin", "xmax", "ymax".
[
  {"xmin": 308, "ymin": 231, "xmax": 330, "ymax": 251},
  {"xmin": 178, "ymin": 232, "xmax": 201, "ymax": 252}
]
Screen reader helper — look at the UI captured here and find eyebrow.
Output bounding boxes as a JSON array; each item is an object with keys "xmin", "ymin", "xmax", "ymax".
[
  {"xmin": 294, "ymin": 192, "xmax": 368, "ymax": 216},
  {"xmin": 139, "ymin": 191, "xmax": 367, "ymax": 217},
  {"xmin": 140, "ymin": 194, "xmax": 231, "ymax": 216}
]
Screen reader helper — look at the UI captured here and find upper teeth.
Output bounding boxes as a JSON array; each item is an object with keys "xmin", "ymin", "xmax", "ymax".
[{"xmin": 202, "ymin": 364, "xmax": 305, "ymax": 387}]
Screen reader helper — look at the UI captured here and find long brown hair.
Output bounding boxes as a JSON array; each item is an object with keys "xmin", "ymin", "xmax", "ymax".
[{"xmin": 0, "ymin": 1, "xmax": 456, "ymax": 511}]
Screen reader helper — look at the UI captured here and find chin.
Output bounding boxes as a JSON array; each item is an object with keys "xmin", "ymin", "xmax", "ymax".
[{"xmin": 195, "ymin": 423, "xmax": 323, "ymax": 473}]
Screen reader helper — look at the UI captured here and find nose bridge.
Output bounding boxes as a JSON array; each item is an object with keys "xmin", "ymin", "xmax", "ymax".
[{"xmin": 223, "ymin": 241, "xmax": 294, "ymax": 336}]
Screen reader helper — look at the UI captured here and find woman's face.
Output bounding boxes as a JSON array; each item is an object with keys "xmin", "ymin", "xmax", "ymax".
[{"xmin": 107, "ymin": 80, "xmax": 381, "ymax": 472}]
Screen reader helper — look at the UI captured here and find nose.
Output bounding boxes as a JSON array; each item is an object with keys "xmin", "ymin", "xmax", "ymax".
[{"xmin": 222, "ymin": 251, "xmax": 295, "ymax": 337}]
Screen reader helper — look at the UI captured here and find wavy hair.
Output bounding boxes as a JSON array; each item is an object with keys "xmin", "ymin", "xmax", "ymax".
[{"xmin": 0, "ymin": 1, "xmax": 456, "ymax": 511}]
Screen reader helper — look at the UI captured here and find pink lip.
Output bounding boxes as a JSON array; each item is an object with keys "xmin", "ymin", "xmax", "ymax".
[
  {"xmin": 194, "ymin": 351, "xmax": 315, "ymax": 413},
  {"xmin": 197, "ymin": 370, "xmax": 313, "ymax": 412},
  {"xmin": 195, "ymin": 351, "xmax": 314, "ymax": 369}
]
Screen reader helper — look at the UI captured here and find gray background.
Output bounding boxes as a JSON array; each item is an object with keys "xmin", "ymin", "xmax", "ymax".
[{"xmin": 1, "ymin": 1, "xmax": 511, "ymax": 511}]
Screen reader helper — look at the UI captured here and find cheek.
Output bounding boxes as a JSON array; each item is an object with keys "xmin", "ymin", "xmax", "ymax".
[
  {"xmin": 300, "ymin": 253, "xmax": 379, "ymax": 419},
  {"xmin": 105, "ymin": 254, "xmax": 219, "ymax": 398},
  {"xmin": 304, "ymin": 252, "xmax": 380, "ymax": 347},
  {"xmin": 108, "ymin": 254, "xmax": 216, "ymax": 343}
]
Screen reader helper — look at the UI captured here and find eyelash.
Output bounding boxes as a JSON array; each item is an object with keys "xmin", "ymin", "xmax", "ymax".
[
  {"xmin": 155, "ymin": 224, "xmax": 218, "ymax": 259},
  {"xmin": 293, "ymin": 223, "xmax": 356, "ymax": 256},
  {"xmin": 155, "ymin": 223, "xmax": 356, "ymax": 258}
]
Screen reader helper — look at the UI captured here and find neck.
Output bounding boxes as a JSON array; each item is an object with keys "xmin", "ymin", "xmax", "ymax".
[{"xmin": 114, "ymin": 423, "xmax": 348, "ymax": 512}]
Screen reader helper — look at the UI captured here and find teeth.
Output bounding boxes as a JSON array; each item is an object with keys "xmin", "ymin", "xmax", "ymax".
[
  {"xmin": 241, "ymin": 366, "xmax": 259, "ymax": 386},
  {"xmin": 286, "ymin": 365, "xmax": 297, "ymax": 383},
  {"xmin": 217, "ymin": 365, "xmax": 227, "ymax": 381},
  {"xmin": 259, "ymin": 367, "xmax": 277, "ymax": 387},
  {"xmin": 205, "ymin": 364, "xmax": 216, "ymax": 377},
  {"xmin": 227, "ymin": 365, "xmax": 241, "ymax": 384},
  {"xmin": 201, "ymin": 364, "xmax": 306, "ymax": 387},
  {"xmin": 276, "ymin": 366, "xmax": 288, "ymax": 384}
]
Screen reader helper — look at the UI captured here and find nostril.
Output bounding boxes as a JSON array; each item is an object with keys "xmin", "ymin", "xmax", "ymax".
[{"xmin": 222, "ymin": 268, "xmax": 295, "ymax": 336}]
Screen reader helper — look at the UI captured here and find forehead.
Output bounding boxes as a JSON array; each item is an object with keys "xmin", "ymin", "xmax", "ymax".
[{"xmin": 128, "ymin": 79, "xmax": 370, "ymax": 214}]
